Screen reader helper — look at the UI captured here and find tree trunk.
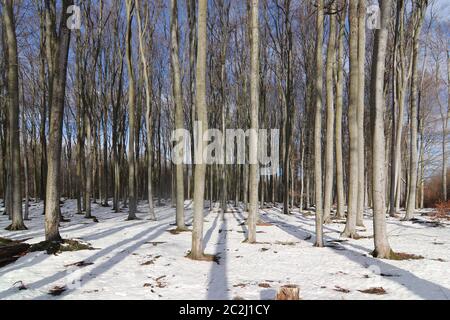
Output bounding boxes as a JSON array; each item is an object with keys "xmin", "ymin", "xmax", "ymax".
[
  {"xmin": 3, "ymin": 0, "xmax": 26, "ymax": 231},
  {"xmin": 44, "ymin": 0, "xmax": 73, "ymax": 241},
  {"xmin": 343, "ymin": 0, "xmax": 360, "ymax": 239},
  {"xmin": 170, "ymin": 0, "xmax": 186, "ymax": 229},
  {"xmin": 335, "ymin": 0, "xmax": 346, "ymax": 219},
  {"xmin": 125, "ymin": 0, "xmax": 137, "ymax": 220},
  {"xmin": 248, "ymin": 0, "xmax": 259, "ymax": 244},
  {"xmin": 323, "ymin": 1, "xmax": 336, "ymax": 224},
  {"xmin": 370, "ymin": 0, "xmax": 393, "ymax": 259},
  {"xmin": 190, "ymin": 0, "xmax": 208, "ymax": 260},
  {"xmin": 314, "ymin": 0, "xmax": 324, "ymax": 247},
  {"xmin": 405, "ymin": 1, "xmax": 426, "ymax": 220},
  {"xmin": 356, "ymin": 0, "xmax": 366, "ymax": 227}
]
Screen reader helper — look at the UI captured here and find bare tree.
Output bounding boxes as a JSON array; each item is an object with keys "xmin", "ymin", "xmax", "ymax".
[
  {"xmin": 248, "ymin": 0, "xmax": 259, "ymax": 244},
  {"xmin": 405, "ymin": 0, "xmax": 428, "ymax": 221},
  {"xmin": 44, "ymin": 0, "xmax": 74, "ymax": 241},
  {"xmin": 3, "ymin": 0, "xmax": 26, "ymax": 230},
  {"xmin": 370, "ymin": 0, "xmax": 394, "ymax": 259},
  {"xmin": 125, "ymin": 0, "xmax": 137, "ymax": 220},
  {"xmin": 314, "ymin": 0, "xmax": 324, "ymax": 247},
  {"xmin": 189, "ymin": 0, "xmax": 208, "ymax": 260},
  {"xmin": 335, "ymin": 0, "xmax": 347, "ymax": 220},
  {"xmin": 323, "ymin": 1, "xmax": 337, "ymax": 224},
  {"xmin": 342, "ymin": 0, "xmax": 360, "ymax": 239},
  {"xmin": 170, "ymin": 0, "xmax": 187, "ymax": 229}
]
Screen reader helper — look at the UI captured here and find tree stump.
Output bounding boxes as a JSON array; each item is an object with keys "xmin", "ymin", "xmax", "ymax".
[{"xmin": 276, "ymin": 285, "xmax": 300, "ymax": 300}]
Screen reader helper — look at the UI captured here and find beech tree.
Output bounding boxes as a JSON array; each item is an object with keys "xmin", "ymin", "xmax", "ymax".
[
  {"xmin": 370, "ymin": 0, "xmax": 394, "ymax": 259},
  {"xmin": 248, "ymin": 0, "xmax": 259, "ymax": 244},
  {"xmin": 3, "ymin": 0, "xmax": 26, "ymax": 231},
  {"xmin": 190, "ymin": 0, "xmax": 208, "ymax": 260},
  {"xmin": 44, "ymin": 0, "xmax": 73, "ymax": 241}
]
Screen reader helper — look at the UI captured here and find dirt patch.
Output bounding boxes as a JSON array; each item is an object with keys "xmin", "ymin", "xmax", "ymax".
[
  {"xmin": 358, "ymin": 287, "xmax": 387, "ymax": 295},
  {"xmin": 334, "ymin": 286, "xmax": 350, "ymax": 293},
  {"xmin": 275, "ymin": 241, "xmax": 298, "ymax": 246},
  {"xmin": 48, "ymin": 285, "xmax": 67, "ymax": 296},
  {"xmin": 167, "ymin": 227, "xmax": 191, "ymax": 235},
  {"xmin": 389, "ymin": 252, "xmax": 424, "ymax": 261},
  {"xmin": 141, "ymin": 255, "xmax": 162, "ymax": 265},
  {"xmin": 30, "ymin": 239, "xmax": 94, "ymax": 255},
  {"xmin": 186, "ymin": 252, "xmax": 220, "ymax": 264}
]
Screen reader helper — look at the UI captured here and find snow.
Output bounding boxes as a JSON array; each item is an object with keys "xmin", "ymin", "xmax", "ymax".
[{"xmin": 0, "ymin": 200, "xmax": 449, "ymax": 300}]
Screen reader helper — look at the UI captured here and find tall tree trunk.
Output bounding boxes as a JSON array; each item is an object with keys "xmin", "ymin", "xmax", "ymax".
[
  {"xmin": 323, "ymin": 1, "xmax": 337, "ymax": 224},
  {"xmin": 371, "ymin": 0, "xmax": 394, "ymax": 259},
  {"xmin": 135, "ymin": 0, "xmax": 156, "ymax": 219},
  {"xmin": 44, "ymin": 0, "xmax": 73, "ymax": 241},
  {"xmin": 405, "ymin": 1, "xmax": 427, "ymax": 220},
  {"xmin": 356, "ymin": 0, "xmax": 366, "ymax": 227},
  {"xmin": 343, "ymin": 0, "xmax": 360, "ymax": 238},
  {"xmin": 388, "ymin": 0, "xmax": 402, "ymax": 217},
  {"xmin": 314, "ymin": 0, "xmax": 324, "ymax": 247},
  {"xmin": 189, "ymin": 0, "xmax": 208, "ymax": 260},
  {"xmin": 248, "ymin": 0, "xmax": 259, "ymax": 244},
  {"xmin": 125, "ymin": 0, "xmax": 137, "ymax": 220},
  {"xmin": 3, "ymin": 0, "xmax": 26, "ymax": 231},
  {"xmin": 335, "ymin": 0, "xmax": 346, "ymax": 219},
  {"xmin": 170, "ymin": 0, "xmax": 187, "ymax": 229}
]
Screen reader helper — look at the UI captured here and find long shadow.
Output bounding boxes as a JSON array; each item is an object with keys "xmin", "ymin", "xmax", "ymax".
[
  {"xmin": 0, "ymin": 221, "xmax": 170, "ymax": 300},
  {"xmin": 206, "ymin": 216, "xmax": 229, "ymax": 300},
  {"xmin": 0, "ymin": 204, "xmax": 200, "ymax": 299},
  {"xmin": 0, "ymin": 251, "xmax": 51, "ymax": 277},
  {"xmin": 203, "ymin": 214, "xmax": 220, "ymax": 251},
  {"xmin": 234, "ymin": 208, "xmax": 249, "ymax": 237},
  {"xmin": 81, "ymin": 220, "xmax": 149, "ymax": 241},
  {"xmin": 262, "ymin": 210, "xmax": 450, "ymax": 299}
]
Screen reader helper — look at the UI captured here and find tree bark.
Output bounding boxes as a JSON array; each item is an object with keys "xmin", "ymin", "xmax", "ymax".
[
  {"xmin": 323, "ymin": 1, "xmax": 337, "ymax": 224},
  {"xmin": 44, "ymin": 0, "xmax": 73, "ymax": 241},
  {"xmin": 248, "ymin": 0, "xmax": 259, "ymax": 244},
  {"xmin": 2, "ymin": 0, "xmax": 26, "ymax": 231},
  {"xmin": 190, "ymin": 0, "xmax": 208, "ymax": 260},
  {"xmin": 370, "ymin": 0, "xmax": 393, "ymax": 259},
  {"xmin": 343, "ymin": 0, "xmax": 360, "ymax": 238},
  {"xmin": 405, "ymin": 1, "xmax": 427, "ymax": 220},
  {"xmin": 335, "ymin": 0, "xmax": 346, "ymax": 220},
  {"xmin": 125, "ymin": 0, "xmax": 137, "ymax": 220},
  {"xmin": 170, "ymin": 0, "xmax": 186, "ymax": 228},
  {"xmin": 314, "ymin": 0, "xmax": 324, "ymax": 247},
  {"xmin": 356, "ymin": 0, "xmax": 366, "ymax": 227}
]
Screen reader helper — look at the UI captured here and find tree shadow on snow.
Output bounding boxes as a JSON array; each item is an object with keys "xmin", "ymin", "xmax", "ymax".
[
  {"xmin": 206, "ymin": 216, "xmax": 229, "ymax": 300},
  {"xmin": 262, "ymin": 210, "xmax": 450, "ymax": 299}
]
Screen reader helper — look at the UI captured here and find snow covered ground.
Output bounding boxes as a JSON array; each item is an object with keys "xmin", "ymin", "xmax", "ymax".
[{"xmin": 0, "ymin": 200, "xmax": 449, "ymax": 300}]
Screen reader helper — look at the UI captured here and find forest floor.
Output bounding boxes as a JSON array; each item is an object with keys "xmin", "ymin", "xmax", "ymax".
[{"xmin": 0, "ymin": 200, "xmax": 449, "ymax": 300}]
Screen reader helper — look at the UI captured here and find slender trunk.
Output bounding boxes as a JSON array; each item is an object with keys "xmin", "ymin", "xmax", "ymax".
[
  {"xmin": 335, "ymin": 0, "xmax": 346, "ymax": 219},
  {"xmin": 44, "ymin": 0, "xmax": 73, "ymax": 241},
  {"xmin": 190, "ymin": 0, "xmax": 208, "ymax": 260},
  {"xmin": 323, "ymin": 1, "xmax": 336, "ymax": 224},
  {"xmin": 248, "ymin": 0, "xmax": 259, "ymax": 244},
  {"xmin": 126, "ymin": 0, "xmax": 137, "ymax": 220},
  {"xmin": 3, "ymin": 0, "xmax": 26, "ymax": 230},
  {"xmin": 356, "ymin": 0, "xmax": 366, "ymax": 227},
  {"xmin": 405, "ymin": 2, "xmax": 426, "ymax": 220},
  {"xmin": 170, "ymin": 0, "xmax": 186, "ymax": 228},
  {"xmin": 371, "ymin": 0, "xmax": 393, "ymax": 258},
  {"xmin": 314, "ymin": 0, "xmax": 324, "ymax": 247},
  {"xmin": 343, "ymin": 0, "xmax": 360, "ymax": 238}
]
